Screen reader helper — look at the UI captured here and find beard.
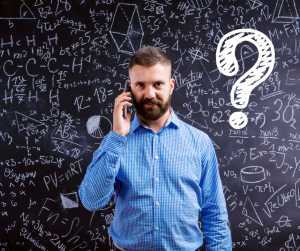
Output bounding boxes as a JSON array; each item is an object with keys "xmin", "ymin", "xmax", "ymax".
[{"xmin": 132, "ymin": 91, "xmax": 172, "ymax": 121}]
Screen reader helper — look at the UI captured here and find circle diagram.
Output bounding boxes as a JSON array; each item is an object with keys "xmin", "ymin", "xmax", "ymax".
[{"xmin": 86, "ymin": 115, "xmax": 112, "ymax": 139}]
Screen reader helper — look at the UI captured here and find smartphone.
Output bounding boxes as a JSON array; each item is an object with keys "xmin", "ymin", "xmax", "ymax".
[{"xmin": 123, "ymin": 82, "xmax": 131, "ymax": 119}]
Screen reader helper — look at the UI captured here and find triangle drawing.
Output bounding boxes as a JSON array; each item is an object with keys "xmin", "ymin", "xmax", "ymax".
[
  {"xmin": 110, "ymin": 32, "xmax": 127, "ymax": 50},
  {"xmin": 247, "ymin": 0, "xmax": 263, "ymax": 10},
  {"xmin": 213, "ymin": 29, "xmax": 224, "ymax": 45},
  {"xmin": 129, "ymin": 8, "xmax": 144, "ymax": 35},
  {"xmin": 272, "ymin": 0, "xmax": 299, "ymax": 23},
  {"xmin": 34, "ymin": 0, "xmax": 44, "ymax": 7},
  {"xmin": 119, "ymin": 36, "xmax": 134, "ymax": 53},
  {"xmin": 242, "ymin": 197, "xmax": 263, "ymax": 226},
  {"xmin": 211, "ymin": 140, "xmax": 220, "ymax": 150},
  {"xmin": 15, "ymin": 111, "xmax": 46, "ymax": 133},
  {"xmin": 60, "ymin": 192, "xmax": 79, "ymax": 209}
]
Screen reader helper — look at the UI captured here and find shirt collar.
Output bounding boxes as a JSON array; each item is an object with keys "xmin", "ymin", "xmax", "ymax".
[{"xmin": 130, "ymin": 107, "xmax": 180, "ymax": 133}]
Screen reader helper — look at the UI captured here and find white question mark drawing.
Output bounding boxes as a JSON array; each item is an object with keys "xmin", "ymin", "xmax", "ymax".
[{"xmin": 216, "ymin": 29, "xmax": 275, "ymax": 129}]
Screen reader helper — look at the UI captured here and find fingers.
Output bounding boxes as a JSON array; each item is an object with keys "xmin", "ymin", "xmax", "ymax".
[
  {"xmin": 114, "ymin": 92, "xmax": 130, "ymax": 106},
  {"xmin": 115, "ymin": 97, "xmax": 131, "ymax": 107},
  {"xmin": 115, "ymin": 101, "xmax": 132, "ymax": 110},
  {"xmin": 112, "ymin": 92, "xmax": 132, "ymax": 136},
  {"xmin": 114, "ymin": 92, "xmax": 131, "ymax": 108}
]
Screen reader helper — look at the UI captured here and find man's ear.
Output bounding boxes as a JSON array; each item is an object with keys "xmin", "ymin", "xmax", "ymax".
[{"xmin": 170, "ymin": 78, "xmax": 175, "ymax": 95}]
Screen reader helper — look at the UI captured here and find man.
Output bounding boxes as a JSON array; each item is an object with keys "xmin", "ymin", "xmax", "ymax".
[{"xmin": 79, "ymin": 46, "xmax": 232, "ymax": 251}]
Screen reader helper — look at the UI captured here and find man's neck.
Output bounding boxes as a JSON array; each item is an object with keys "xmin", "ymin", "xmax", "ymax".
[{"xmin": 138, "ymin": 108, "xmax": 172, "ymax": 133}]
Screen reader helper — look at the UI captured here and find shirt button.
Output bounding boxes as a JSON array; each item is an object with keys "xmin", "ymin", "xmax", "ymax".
[
  {"xmin": 111, "ymin": 164, "xmax": 114, "ymax": 167},
  {"xmin": 155, "ymin": 227, "xmax": 159, "ymax": 231},
  {"xmin": 156, "ymin": 178, "xmax": 159, "ymax": 182},
  {"xmin": 156, "ymin": 201, "xmax": 160, "ymax": 206},
  {"xmin": 155, "ymin": 156, "xmax": 158, "ymax": 159},
  {"xmin": 119, "ymin": 143, "xmax": 123, "ymax": 146}
]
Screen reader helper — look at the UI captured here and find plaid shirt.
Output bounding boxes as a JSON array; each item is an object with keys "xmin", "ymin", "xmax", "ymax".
[{"xmin": 79, "ymin": 109, "xmax": 232, "ymax": 251}]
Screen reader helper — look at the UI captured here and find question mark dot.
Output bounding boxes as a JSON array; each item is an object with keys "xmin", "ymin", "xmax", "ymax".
[{"xmin": 229, "ymin": 112, "xmax": 248, "ymax": 130}]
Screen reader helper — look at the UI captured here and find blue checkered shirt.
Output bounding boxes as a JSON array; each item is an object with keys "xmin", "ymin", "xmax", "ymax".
[{"xmin": 79, "ymin": 109, "xmax": 232, "ymax": 250}]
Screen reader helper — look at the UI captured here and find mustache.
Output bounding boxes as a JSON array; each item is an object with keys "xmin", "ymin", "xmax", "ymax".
[{"xmin": 141, "ymin": 98, "xmax": 162, "ymax": 105}]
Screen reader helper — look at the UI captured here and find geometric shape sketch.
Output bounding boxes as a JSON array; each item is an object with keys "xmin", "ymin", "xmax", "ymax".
[
  {"xmin": 60, "ymin": 192, "xmax": 79, "ymax": 209},
  {"xmin": 15, "ymin": 111, "xmax": 46, "ymax": 133},
  {"xmin": 242, "ymin": 197, "xmax": 263, "ymax": 226},
  {"xmin": 110, "ymin": 3, "xmax": 144, "ymax": 55},
  {"xmin": 0, "ymin": 0, "xmax": 36, "ymax": 19},
  {"xmin": 187, "ymin": 0, "xmax": 212, "ymax": 10},
  {"xmin": 247, "ymin": 0, "xmax": 263, "ymax": 10},
  {"xmin": 213, "ymin": 29, "xmax": 224, "ymax": 45},
  {"xmin": 240, "ymin": 166, "xmax": 266, "ymax": 183},
  {"xmin": 86, "ymin": 115, "xmax": 112, "ymax": 139},
  {"xmin": 272, "ymin": 0, "xmax": 299, "ymax": 23}
]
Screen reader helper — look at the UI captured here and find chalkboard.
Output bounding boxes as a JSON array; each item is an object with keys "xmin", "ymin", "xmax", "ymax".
[{"xmin": 0, "ymin": 0, "xmax": 300, "ymax": 250}]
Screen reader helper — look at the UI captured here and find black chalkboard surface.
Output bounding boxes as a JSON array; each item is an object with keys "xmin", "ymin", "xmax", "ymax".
[{"xmin": 0, "ymin": 0, "xmax": 300, "ymax": 250}]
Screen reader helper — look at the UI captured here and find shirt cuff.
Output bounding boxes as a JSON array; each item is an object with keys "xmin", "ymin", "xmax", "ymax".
[{"xmin": 102, "ymin": 130, "xmax": 127, "ymax": 155}]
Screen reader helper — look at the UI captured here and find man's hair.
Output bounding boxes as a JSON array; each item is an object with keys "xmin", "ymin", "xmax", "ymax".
[{"xmin": 128, "ymin": 46, "xmax": 171, "ymax": 70}]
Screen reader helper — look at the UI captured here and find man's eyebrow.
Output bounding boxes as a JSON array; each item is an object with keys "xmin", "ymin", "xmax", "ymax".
[
  {"xmin": 133, "ymin": 80, "xmax": 165, "ymax": 85},
  {"xmin": 154, "ymin": 80, "xmax": 165, "ymax": 84}
]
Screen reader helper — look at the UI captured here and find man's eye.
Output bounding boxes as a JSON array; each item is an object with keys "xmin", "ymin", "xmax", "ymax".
[{"xmin": 156, "ymin": 82, "xmax": 162, "ymax": 86}]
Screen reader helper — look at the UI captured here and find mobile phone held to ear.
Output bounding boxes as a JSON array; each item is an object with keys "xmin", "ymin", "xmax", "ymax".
[{"xmin": 123, "ymin": 82, "xmax": 131, "ymax": 119}]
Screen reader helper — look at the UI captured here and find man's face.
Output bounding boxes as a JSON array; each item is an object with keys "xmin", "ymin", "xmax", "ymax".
[{"xmin": 128, "ymin": 63, "xmax": 175, "ymax": 121}]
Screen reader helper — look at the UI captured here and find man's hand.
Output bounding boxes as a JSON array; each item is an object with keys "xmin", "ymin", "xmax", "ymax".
[{"xmin": 112, "ymin": 91, "xmax": 132, "ymax": 136}]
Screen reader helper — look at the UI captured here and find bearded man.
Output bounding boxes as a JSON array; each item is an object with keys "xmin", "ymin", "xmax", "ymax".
[{"xmin": 79, "ymin": 46, "xmax": 232, "ymax": 251}]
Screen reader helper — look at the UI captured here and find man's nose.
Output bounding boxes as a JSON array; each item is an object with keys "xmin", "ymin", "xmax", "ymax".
[{"xmin": 144, "ymin": 86, "xmax": 156, "ymax": 99}]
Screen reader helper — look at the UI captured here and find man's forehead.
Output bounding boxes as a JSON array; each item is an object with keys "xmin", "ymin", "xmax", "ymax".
[
  {"xmin": 129, "ymin": 64, "xmax": 171, "ymax": 79},
  {"xmin": 129, "ymin": 63, "xmax": 170, "ymax": 72}
]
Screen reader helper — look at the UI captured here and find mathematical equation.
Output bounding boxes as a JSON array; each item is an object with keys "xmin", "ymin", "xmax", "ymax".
[{"xmin": 0, "ymin": 0, "xmax": 300, "ymax": 250}]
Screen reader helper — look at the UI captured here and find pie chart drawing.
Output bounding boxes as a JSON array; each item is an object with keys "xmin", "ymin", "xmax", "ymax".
[{"xmin": 86, "ymin": 115, "xmax": 112, "ymax": 139}]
